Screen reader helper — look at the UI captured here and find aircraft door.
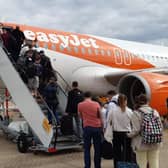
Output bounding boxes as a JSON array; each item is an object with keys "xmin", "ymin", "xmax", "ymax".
[
  {"xmin": 114, "ymin": 49, "xmax": 122, "ymax": 64},
  {"xmin": 124, "ymin": 51, "xmax": 131, "ymax": 65}
]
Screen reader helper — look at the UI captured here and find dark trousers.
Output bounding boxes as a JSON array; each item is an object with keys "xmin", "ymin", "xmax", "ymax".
[
  {"xmin": 47, "ymin": 103, "xmax": 60, "ymax": 124},
  {"xmin": 83, "ymin": 127, "xmax": 102, "ymax": 168},
  {"xmin": 113, "ymin": 131, "xmax": 132, "ymax": 168}
]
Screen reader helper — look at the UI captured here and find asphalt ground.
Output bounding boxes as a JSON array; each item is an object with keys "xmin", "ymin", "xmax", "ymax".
[{"xmin": 0, "ymin": 130, "xmax": 168, "ymax": 168}]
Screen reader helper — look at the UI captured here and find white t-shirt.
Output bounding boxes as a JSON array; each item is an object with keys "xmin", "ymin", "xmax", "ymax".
[{"xmin": 109, "ymin": 106, "xmax": 133, "ymax": 132}]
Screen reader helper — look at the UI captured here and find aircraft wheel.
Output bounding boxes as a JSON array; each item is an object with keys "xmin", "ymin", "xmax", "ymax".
[{"xmin": 17, "ymin": 133, "xmax": 29, "ymax": 153}]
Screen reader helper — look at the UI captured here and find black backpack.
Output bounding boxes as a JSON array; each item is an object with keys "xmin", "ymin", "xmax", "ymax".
[
  {"xmin": 73, "ymin": 89, "xmax": 84, "ymax": 105},
  {"xmin": 26, "ymin": 62, "xmax": 36, "ymax": 78}
]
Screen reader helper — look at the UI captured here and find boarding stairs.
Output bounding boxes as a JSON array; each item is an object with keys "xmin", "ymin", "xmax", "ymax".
[
  {"xmin": 0, "ymin": 44, "xmax": 55, "ymax": 147},
  {"xmin": 0, "ymin": 39, "xmax": 82, "ymax": 153}
]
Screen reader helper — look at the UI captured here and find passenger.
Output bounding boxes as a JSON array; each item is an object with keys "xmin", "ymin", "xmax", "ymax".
[
  {"xmin": 12, "ymin": 26, "xmax": 25, "ymax": 57},
  {"xmin": 25, "ymin": 49, "xmax": 37, "ymax": 96},
  {"xmin": 127, "ymin": 94, "xmax": 162, "ymax": 168},
  {"xmin": 92, "ymin": 96, "xmax": 107, "ymax": 131},
  {"xmin": 107, "ymin": 90, "xmax": 119, "ymax": 110},
  {"xmin": 107, "ymin": 94, "xmax": 133, "ymax": 168},
  {"xmin": 1, "ymin": 27, "xmax": 18, "ymax": 61},
  {"xmin": 105, "ymin": 90, "xmax": 119, "ymax": 129},
  {"xmin": 101, "ymin": 103, "xmax": 109, "ymax": 131},
  {"xmin": 39, "ymin": 50, "xmax": 54, "ymax": 83},
  {"xmin": 43, "ymin": 77, "xmax": 59, "ymax": 125},
  {"xmin": 78, "ymin": 91, "xmax": 102, "ymax": 168},
  {"xmin": 65, "ymin": 81, "xmax": 84, "ymax": 139},
  {"xmin": 19, "ymin": 40, "xmax": 36, "ymax": 57},
  {"xmin": 34, "ymin": 52, "xmax": 43, "ymax": 94}
]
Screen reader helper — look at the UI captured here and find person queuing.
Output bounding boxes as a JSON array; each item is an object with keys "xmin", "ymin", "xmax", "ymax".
[
  {"xmin": 106, "ymin": 90, "xmax": 119, "ymax": 127},
  {"xmin": 65, "ymin": 81, "xmax": 84, "ymax": 139},
  {"xmin": 78, "ymin": 91, "xmax": 102, "ymax": 168},
  {"xmin": 107, "ymin": 94, "xmax": 133, "ymax": 168},
  {"xmin": 127, "ymin": 94, "xmax": 163, "ymax": 168}
]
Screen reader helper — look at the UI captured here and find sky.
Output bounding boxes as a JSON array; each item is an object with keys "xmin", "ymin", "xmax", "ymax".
[{"xmin": 1, "ymin": 0, "xmax": 168, "ymax": 46}]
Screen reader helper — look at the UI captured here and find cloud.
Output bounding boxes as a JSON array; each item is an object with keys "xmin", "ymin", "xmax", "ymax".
[{"xmin": 1, "ymin": 0, "xmax": 168, "ymax": 45}]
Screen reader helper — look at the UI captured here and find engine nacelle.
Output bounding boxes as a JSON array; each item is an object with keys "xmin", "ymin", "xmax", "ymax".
[{"xmin": 118, "ymin": 72, "xmax": 168, "ymax": 116}]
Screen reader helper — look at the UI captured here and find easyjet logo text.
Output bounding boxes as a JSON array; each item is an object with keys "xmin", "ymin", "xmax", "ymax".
[{"xmin": 24, "ymin": 30, "xmax": 100, "ymax": 49}]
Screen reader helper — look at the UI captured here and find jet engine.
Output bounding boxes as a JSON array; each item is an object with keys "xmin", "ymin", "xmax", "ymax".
[{"xmin": 118, "ymin": 72, "xmax": 168, "ymax": 116}]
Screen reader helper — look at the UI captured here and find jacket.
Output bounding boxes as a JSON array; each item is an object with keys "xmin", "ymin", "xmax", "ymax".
[{"xmin": 127, "ymin": 104, "xmax": 162, "ymax": 151}]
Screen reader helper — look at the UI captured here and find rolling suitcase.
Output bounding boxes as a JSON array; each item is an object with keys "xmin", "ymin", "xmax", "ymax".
[
  {"xmin": 117, "ymin": 162, "xmax": 139, "ymax": 168},
  {"xmin": 60, "ymin": 115, "xmax": 73, "ymax": 135}
]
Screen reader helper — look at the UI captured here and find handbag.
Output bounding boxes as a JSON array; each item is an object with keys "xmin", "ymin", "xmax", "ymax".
[
  {"xmin": 104, "ymin": 119, "xmax": 113, "ymax": 143},
  {"xmin": 101, "ymin": 139, "xmax": 113, "ymax": 159}
]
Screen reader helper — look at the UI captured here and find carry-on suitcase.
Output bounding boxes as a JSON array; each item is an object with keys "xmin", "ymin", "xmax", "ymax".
[{"xmin": 60, "ymin": 115, "xmax": 73, "ymax": 135}]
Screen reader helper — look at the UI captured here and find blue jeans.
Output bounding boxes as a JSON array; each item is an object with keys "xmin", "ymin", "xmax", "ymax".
[
  {"xmin": 83, "ymin": 127, "xmax": 102, "ymax": 168},
  {"xmin": 71, "ymin": 114, "xmax": 83, "ymax": 139}
]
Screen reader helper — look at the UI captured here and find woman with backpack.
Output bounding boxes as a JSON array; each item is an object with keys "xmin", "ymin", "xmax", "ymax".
[{"xmin": 128, "ymin": 94, "xmax": 163, "ymax": 168}]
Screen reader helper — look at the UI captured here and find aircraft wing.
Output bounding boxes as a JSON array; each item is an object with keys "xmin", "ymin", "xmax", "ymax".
[{"xmin": 104, "ymin": 66, "xmax": 168, "ymax": 86}]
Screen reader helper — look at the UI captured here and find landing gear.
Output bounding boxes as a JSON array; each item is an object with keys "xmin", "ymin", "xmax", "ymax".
[{"xmin": 17, "ymin": 133, "xmax": 29, "ymax": 153}]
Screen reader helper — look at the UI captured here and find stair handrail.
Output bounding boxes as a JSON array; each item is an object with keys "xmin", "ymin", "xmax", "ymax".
[{"xmin": 52, "ymin": 69, "xmax": 71, "ymax": 96}]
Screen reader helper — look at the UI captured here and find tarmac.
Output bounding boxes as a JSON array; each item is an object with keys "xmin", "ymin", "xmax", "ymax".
[{"xmin": 0, "ymin": 129, "xmax": 168, "ymax": 168}]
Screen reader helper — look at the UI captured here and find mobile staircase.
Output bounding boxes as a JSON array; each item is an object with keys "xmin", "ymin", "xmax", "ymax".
[{"xmin": 0, "ymin": 39, "xmax": 82, "ymax": 153}]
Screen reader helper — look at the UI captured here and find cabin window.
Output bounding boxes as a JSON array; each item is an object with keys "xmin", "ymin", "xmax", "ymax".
[
  {"xmin": 60, "ymin": 45, "xmax": 64, "ymax": 51},
  {"xmin": 43, "ymin": 43, "xmax": 48, "ymax": 49},
  {"xmin": 101, "ymin": 49, "xmax": 105, "ymax": 56},
  {"xmin": 132, "ymin": 54, "xmax": 136, "ymax": 59},
  {"xmin": 88, "ymin": 48, "xmax": 92, "ymax": 55},
  {"xmin": 107, "ymin": 50, "xmax": 111, "ymax": 56},
  {"xmin": 81, "ymin": 48, "xmax": 85, "ymax": 54},
  {"xmin": 51, "ymin": 44, "xmax": 56, "ymax": 50},
  {"xmin": 94, "ymin": 49, "xmax": 99, "ymax": 55},
  {"xmin": 67, "ymin": 46, "xmax": 71, "ymax": 52},
  {"xmin": 74, "ymin": 47, "xmax": 78, "ymax": 53},
  {"xmin": 143, "ymin": 54, "xmax": 146, "ymax": 59}
]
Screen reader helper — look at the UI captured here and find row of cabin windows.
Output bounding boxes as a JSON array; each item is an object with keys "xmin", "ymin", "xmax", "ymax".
[
  {"xmin": 136, "ymin": 53, "xmax": 168, "ymax": 61},
  {"xmin": 40, "ymin": 42, "xmax": 113, "ymax": 57},
  {"xmin": 38, "ymin": 42, "xmax": 168, "ymax": 61}
]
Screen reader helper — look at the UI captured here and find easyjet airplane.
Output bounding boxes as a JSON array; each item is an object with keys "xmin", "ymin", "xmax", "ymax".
[{"xmin": 2, "ymin": 22, "xmax": 168, "ymax": 116}]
